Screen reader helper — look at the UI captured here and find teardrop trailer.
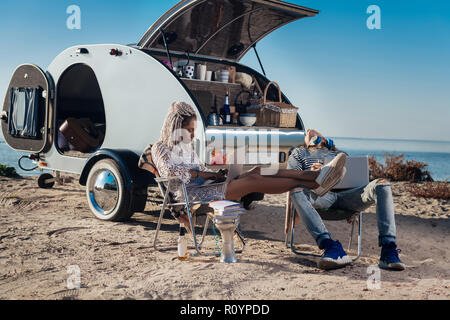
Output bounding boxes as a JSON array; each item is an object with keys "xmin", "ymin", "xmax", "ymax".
[{"xmin": 1, "ymin": 0, "xmax": 319, "ymax": 222}]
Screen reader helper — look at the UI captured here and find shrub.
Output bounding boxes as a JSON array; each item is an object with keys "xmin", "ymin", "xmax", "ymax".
[
  {"xmin": 0, "ymin": 164, "xmax": 21, "ymax": 178},
  {"xmin": 407, "ymin": 182, "xmax": 450, "ymax": 200},
  {"xmin": 369, "ymin": 153, "xmax": 433, "ymax": 182}
]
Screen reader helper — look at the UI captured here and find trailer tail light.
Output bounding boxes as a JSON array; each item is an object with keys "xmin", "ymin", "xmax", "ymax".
[{"xmin": 110, "ymin": 49, "xmax": 122, "ymax": 56}]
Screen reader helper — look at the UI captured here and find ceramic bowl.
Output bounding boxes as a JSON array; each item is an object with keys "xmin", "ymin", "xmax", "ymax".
[{"xmin": 239, "ymin": 114, "xmax": 257, "ymax": 127}]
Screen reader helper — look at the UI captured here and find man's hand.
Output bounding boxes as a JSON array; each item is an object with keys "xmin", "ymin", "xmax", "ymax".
[
  {"xmin": 311, "ymin": 163, "xmax": 324, "ymax": 171},
  {"xmin": 305, "ymin": 129, "xmax": 324, "ymax": 146},
  {"xmin": 306, "ymin": 129, "xmax": 323, "ymax": 139}
]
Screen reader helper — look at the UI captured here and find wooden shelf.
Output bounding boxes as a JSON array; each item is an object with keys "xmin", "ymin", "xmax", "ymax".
[
  {"xmin": 207, "ymin": 126, "xmax": 299, "ymax": 130},
  {"xmin": 182, "ymin": 78, "xmax": 241, "ymax": 86}
]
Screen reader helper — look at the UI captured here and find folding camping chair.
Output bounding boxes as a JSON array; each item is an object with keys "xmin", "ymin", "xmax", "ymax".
[
  {"xmin": 138, "ymin": 145, "xmax": 245, "ymax": 257},
  {"xmin": 285, "ymin": 156, "xmax": 369, "ymax": 262}
]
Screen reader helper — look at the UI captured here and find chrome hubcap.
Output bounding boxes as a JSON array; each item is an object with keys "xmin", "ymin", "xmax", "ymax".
[{"xmin": 89, "ymin": 169, "xmax": 119, "ymax": 215}]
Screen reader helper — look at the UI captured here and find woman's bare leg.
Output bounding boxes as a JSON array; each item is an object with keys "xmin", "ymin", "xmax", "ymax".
[
  {"xmin": 239, "ymin": 167, "xmax": 319, "ymax": 181},
  {"xmin": 225, "ymin": 175, "xmax": 319, "ymax": 201},
  {"xmin": 272, "ymin": 169, "xmax": 319, "ymax": 181}
]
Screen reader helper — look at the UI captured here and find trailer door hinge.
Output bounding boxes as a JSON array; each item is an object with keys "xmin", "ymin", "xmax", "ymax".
[{"xmin": 1, "ymin": 111, "xmax": 7, "ymax": 122}]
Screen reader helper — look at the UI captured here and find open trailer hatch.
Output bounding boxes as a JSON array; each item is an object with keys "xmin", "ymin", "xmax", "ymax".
[
  {"xmin": 1, "ymin": 64, "xmax": 51, "ymax": 153},
  {"xmin": 138, "ymin": 0, "xmax": 318, "ymax": 61}
]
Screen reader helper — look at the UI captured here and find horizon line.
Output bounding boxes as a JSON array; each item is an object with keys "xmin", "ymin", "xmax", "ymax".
[
  {"xmin": 1, "ymin": 134, "xmax": 450, "ymax": 144},
  {"xmin": 331, "ymin": 136, "xmax": 450, "ymax": 144}
]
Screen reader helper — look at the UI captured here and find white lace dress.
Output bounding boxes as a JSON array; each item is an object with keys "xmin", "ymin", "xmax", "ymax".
[{"xmin": 150, "ymin": 142, "xmax": 227, "ymax": 202}]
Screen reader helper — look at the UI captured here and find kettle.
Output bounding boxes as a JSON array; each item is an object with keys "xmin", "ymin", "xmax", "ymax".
[{"xmin": 208, "ymin": 113, "xmax": 220, "ymax": 126}]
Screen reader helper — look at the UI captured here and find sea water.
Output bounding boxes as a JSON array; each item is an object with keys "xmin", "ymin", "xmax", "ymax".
[
  {"xmin": 0, "ymin": 135, "xmax": 46, "ymax": 176},
  {"xmin": 1, "ymin": 135, "xmax": 450, "ymax": 181},
  {"xmin": 332, "ymin": 137, "xmax": 450, "ymax": 182}
]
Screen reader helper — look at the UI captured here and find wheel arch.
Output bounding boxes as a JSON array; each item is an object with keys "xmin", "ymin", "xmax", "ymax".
[{"xmin": 79, "ymin": 149, "xmax": 154, "ymax": 187}]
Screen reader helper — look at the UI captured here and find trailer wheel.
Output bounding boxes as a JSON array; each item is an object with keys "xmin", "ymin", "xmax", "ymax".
[
  {"xmin": 38, "ymin": 173, "xmax": 55, "ymax": 189},
  {"xmin": 86, "ymin": 159, "xmax": 134, "ymax": 222}
]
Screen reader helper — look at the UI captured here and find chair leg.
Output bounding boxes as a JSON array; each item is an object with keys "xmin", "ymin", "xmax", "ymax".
[
  {"xmin": 181, "ymin": 183, "xmax": 202, "ymax": 256},
  {"xmin": 355, "ymin": 212, "xmax": 362, "ymax": 261},
  {"xmin": 348, "ymin": 219, "xmax": 355, "ymax": 251},
  {"xmin": 349, "ymin": 212, "xmax": 362, "ymax": 262},
  {"xmin": 153, "ymin": 182, "xmax": 224, "ymax": 256},
  {"xmin": 181, "ymin": 184, "xmax": 220, "ymax": 257},
  {"xmin": 153, "ymin": 188, "xmax": 170, "ymax": 251},
  {"xmin": 198, "ymin": 216, "xmax": 210, "ymax": 248},
  {"xmin": 286, "ymin": 193, "xmax": 363, "ymax": 261},
  {"xmin": 234, "ymin": 223, "xmax": 246, "ymax": 254}
]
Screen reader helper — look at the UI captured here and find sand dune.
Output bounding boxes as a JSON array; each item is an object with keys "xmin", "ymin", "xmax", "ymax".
[{"xmin": 0, "ymin": 175, "xmax": 449, "ymax": 300}]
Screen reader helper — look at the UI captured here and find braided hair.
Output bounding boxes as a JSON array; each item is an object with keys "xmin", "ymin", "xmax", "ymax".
[{"xmin": 160, "ymin": 101, "xmax": 197, "ymax": 148}]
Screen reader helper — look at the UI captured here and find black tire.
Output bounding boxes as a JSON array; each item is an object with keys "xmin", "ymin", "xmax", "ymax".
[
  {"xmin": 38, "ymin": 173, "xmax": 55, "ymax": 189},
  {"xmin": 85, "ymin": 159, "xmax": 134, "ymax": 222}
]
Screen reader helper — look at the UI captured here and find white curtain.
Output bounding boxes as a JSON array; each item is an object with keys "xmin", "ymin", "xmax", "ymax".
[{"xmin": 8, "ymin": 87, "xmax": 40, "ymax": 138}]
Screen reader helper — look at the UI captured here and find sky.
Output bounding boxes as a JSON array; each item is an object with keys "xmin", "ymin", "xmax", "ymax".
[{"xmin": 0, "ymin": 0, "xmax": 449, "ymax": 141}]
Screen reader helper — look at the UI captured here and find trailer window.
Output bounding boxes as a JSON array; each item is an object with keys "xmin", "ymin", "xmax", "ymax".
[
  {"xmin": 8, "ymin": 88, "xmax": 41, "ymax": 138},
  {"xmin": 56, "ymin": 64, "xmax": 106, "ymax": 155}
]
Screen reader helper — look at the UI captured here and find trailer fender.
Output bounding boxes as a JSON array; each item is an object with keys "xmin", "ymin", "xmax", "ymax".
[{"xmin": 79, "ymin": 149, "xmax": 154, "ymax": 212}]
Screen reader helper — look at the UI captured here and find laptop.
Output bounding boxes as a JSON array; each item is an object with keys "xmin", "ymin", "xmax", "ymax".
[
  {"xmin": 323, "ymin": 156, "xmax": 370, "ymax": 189},
  {"xmin": 197, "ymin": 163, "xmax": 244, "ymax": 188}
]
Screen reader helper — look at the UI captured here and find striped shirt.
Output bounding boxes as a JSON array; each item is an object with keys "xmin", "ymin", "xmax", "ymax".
[{"xmin": 288, "ymin": 147, "xmax": 346, "ymax": 171}]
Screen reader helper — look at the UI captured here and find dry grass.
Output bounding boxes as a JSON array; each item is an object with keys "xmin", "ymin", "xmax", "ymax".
[
  {"xmin": 407, "ymin": 182, "xmax": 450, "ymax": 200},
  {"xmin": 369, "ymin": 153, "xmax": 433, "ymax": 182},
  {"xmin": 368, "ymin": 154, "xmax": 448, "ymax": 200}
]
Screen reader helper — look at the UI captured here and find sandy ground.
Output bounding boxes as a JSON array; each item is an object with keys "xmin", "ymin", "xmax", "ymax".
[{"xmin": 0, "ymin": 174, "xmax": 449, "ymax": 300}]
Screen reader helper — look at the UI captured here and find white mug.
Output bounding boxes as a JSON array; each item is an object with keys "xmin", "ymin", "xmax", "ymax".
[
  {"xmin": 206, "ymin": 71, "xmax": 213, "ymax": 81},
  {"xmin": 196, "ymin": 64, "xmax": 207, "ymax": 81}
]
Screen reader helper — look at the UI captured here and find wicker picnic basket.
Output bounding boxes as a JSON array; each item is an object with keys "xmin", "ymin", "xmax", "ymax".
[{"xmin": 247, "ymin": 82, "xmax": 298, "ymax": 128}]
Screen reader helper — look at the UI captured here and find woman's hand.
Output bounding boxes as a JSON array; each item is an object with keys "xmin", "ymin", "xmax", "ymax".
[
  {"xmin": 213, "ymin": 171, "xmax": 227, "ymax": 182},
  {"xmin": 191, "ymin": 170, "xmax": 227, "ymax": 182}
]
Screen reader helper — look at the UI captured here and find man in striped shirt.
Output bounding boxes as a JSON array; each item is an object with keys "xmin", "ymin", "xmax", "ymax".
[{"xmin": 287, "ymin": 129, "xmax": 405, "ymax": 271}]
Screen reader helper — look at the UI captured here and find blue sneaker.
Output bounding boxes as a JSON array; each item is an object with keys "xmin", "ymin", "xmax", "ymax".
[
  {"xmin": 318, "ymin": 239, "xmax": 352, "ymax": 270},
  {"xmin": 379, "ymin": 242, "xmax": 405, "ymax": 271}
]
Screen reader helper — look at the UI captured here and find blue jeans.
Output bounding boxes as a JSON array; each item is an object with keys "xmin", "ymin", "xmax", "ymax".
[{"xmin": 290, "ymin": 180, "xmax": 397, "ymax": 248}]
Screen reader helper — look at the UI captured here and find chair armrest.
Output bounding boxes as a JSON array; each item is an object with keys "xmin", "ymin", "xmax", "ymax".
[
  {"xmin": 195, "ymin": 182, "xmax": 227, "ymax": 189},
  {"xmin": 155, "ymin": 176, "xmax": 183, "ymax": 183},
  {"xmin": 165, "ymin": 201, "xmax": 208, "ymax": 207}
]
